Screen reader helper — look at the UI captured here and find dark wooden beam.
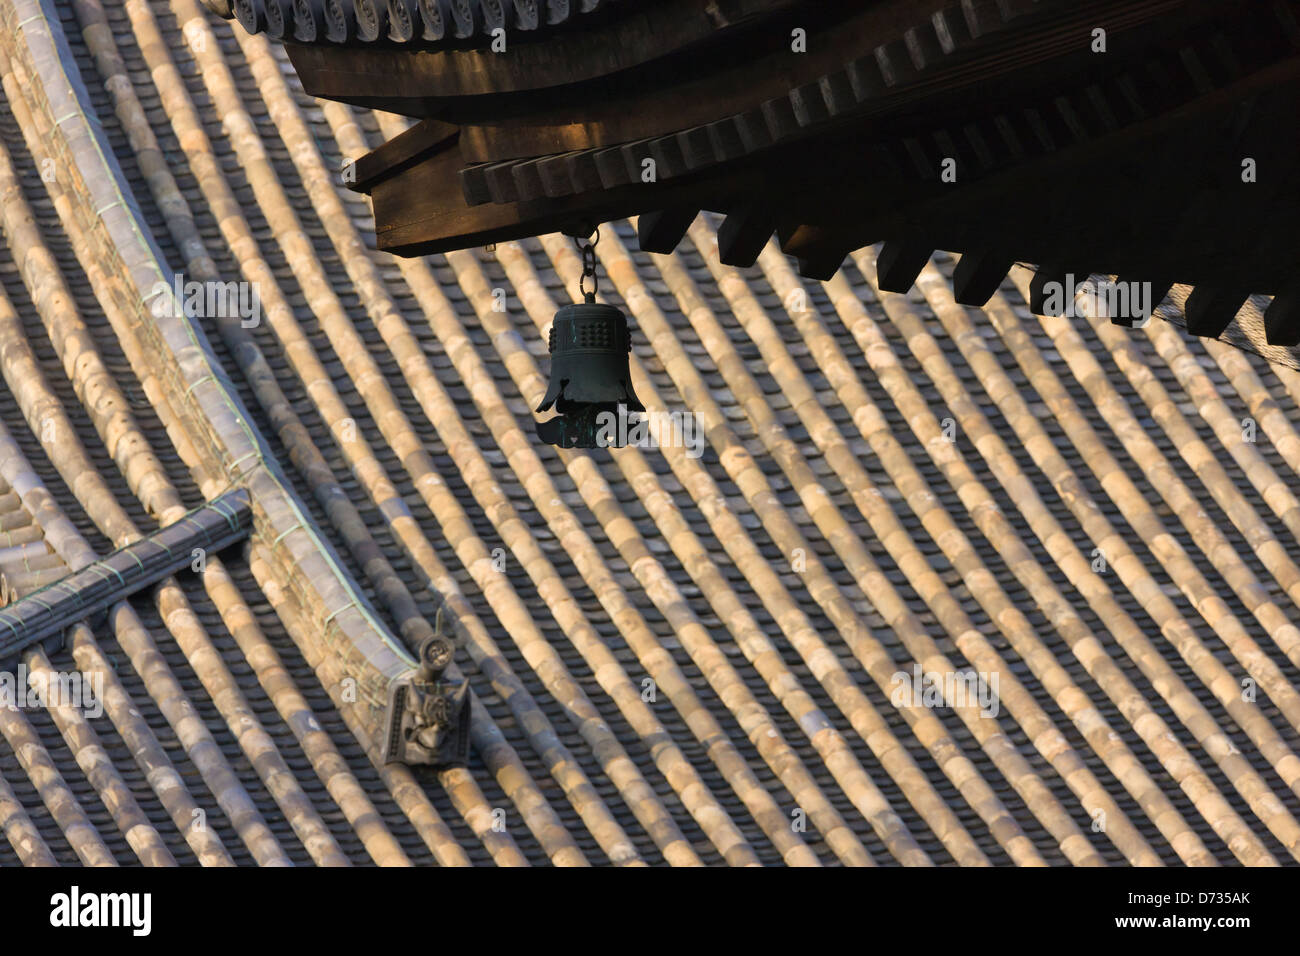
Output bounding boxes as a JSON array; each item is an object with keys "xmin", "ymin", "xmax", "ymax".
[
  {"xmin": 1110, "ymin": 276, "xmax": 1172, "ymax": 327},
  {"xmin": 449, "ymin": 0, "xmax": 1197, "ymax": 162},
  {"xmin": 285, "ymin": 0, "xmax": 812, "ymax": 106},
  {"xmin": 716, "ymin": 56, "xmax": 1300, "ymax": 298},
  {"xmin": 367, "ymin": 137, "xmax": 763, "ymax": 255},
  {"xmin": 778, "ymin": 224, "xmax": 853, "ymax": 280},
  {"xmin": 796, "ymin": 251, "xmax": 847, "ymax": 281},
  {"xmin": 339, "ymin": 6, "xmax": 1300, "ymax": 306},
  {"xmin": 875, "ymin": 238, "xmax": 934, "ymax": 293},
  {"xmin": 1184, "ymin": 284, "xmax": 1249, "ymax": 338},
  {"xmin": 951, "ymin": 248, "xmax": 1014, "ymax": 306},
  {"xmin": 351, "ymin": 118, "xmax": 459, "ymax": 192},
  {"xmin": 1028, "ymin": 264, "xmax": 1087, "ymax": 315},
  {"xmin": 717, "ymin": 208, "xmax": 777, "ymax": 268},
  {"xmin": 637, "ymin": 208, "xmax": 699, "ymax": 254},
  {"xmin": 1265, "ymin": 283, "xmax": 1300, "ymax": 347}
]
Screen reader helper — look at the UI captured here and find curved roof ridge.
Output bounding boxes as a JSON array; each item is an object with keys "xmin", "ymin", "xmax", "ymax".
[{"xmin": 2, "ymin": 0, "xmax": 418, "ymax": 763}]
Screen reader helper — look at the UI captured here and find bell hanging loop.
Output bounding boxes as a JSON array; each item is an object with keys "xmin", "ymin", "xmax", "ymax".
[
  {"xmin": 577, "ymin": 231, "xmax": 600, "ymax": 303},
  {"xmin": 537, "ymin": 228, "xmax": 645, "ymax": 449}
]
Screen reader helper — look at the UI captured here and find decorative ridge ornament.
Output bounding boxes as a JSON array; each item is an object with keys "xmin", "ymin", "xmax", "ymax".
[
  {"xmin": 382, "ymin": 623, "xmax": 471, "ymax": 767},
  {"xmin": 536, "ymin": 231, "xmax": 646, "ymax": 448}
]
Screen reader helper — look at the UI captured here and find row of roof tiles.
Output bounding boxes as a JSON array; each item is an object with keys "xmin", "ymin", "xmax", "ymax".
[{"xmin": 0, "ymin": 0, "xmax": 1295, "ymax": 865}]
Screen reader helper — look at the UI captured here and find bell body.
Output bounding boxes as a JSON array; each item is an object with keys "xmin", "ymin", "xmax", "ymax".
[
  {"xmin": 537, "ymin": 301, "xmax": 644, "ymax": 413},
  {"xmin": 537, "ymin": 299, "xmax": 645, "ymax": 447}
]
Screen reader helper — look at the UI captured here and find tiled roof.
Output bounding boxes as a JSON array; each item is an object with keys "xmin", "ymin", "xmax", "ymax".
[
  {"xmin": 0, "ymin": 0, "xmax": 1297, "ymax": 865},
  {"xmin": 218, "ymin": 0, "xmax": 637, "ymax": 46}
]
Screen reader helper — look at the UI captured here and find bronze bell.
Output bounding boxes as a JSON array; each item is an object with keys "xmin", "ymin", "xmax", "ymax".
[{"xmin": 536, "ymin": 295, "xmax": 646, "ymax": 448}]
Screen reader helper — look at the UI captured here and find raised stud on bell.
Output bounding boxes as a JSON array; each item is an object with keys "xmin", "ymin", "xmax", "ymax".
[{"xmin": 536, "ymin": 296, "xmax": 645, "ymax": 449}]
